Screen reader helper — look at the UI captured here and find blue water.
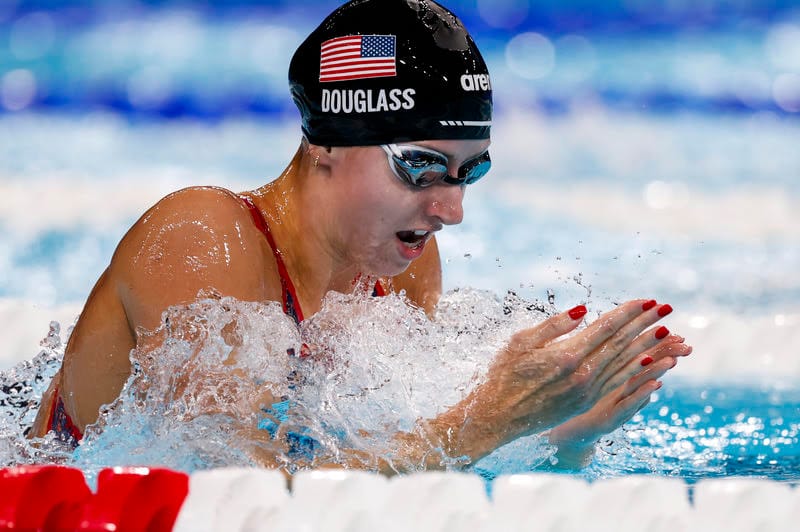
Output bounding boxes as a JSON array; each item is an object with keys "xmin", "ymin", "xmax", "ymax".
[
  {"xmin": 627, "ymin": 384, "xmax": 800, "ymax": 482},
  {"xmin": 472, "ymin": 382, "xmax": 800, "ymax": 483},
  {"xmin": 1, "ymin": 0, "xmax": 799, "ymax": 483},
  {"xmin": 2, "ymin": 323, "xmax": 799, "ymax": 483}
]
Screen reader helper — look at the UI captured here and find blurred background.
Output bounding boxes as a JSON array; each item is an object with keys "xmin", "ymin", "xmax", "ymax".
[{"xmin": 1, "ymin": 0, "xmax": 799, "ymax": 375}]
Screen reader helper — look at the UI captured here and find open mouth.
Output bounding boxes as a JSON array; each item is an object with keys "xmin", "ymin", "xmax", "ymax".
[{"xmin": 396, "ymin": 229, "xmax": 430, "ymax": 249}]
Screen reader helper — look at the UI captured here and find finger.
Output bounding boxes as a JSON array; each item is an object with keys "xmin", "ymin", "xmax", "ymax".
[
  {"xmin": 611, "ymin": 379, "xmax": 661, "ymax": 426},
  {"xmin": 583, "ymin": 302, "xmax": 674, "ymax": 383},
  {"xmin": 647, "ymin": 337, "xmax": 693, "ymax": 361},
  {"xmin": 589, "ymin": 378, "xmax": 661, "ymax": 437},
  {"xmin": 520, "ymin": 304, "xmax": 588, "ymax": 348},
  {"xmin": 554, "ymin": 299, "xmax": 653, "ymax": 356},
  {"xmin": 601, "ymin": 333, "xmax": 692, "ymax": 397},
  {"xmin": 594, "ymin": 342, "xmax": 674, "ymax": 399},
  {"xmin": 601, "ymin": 334, "xmax": 688, "ymax": 392},
  {"xmin": 623, "ymin": 356, "xmax": 678, "ymax": 395},
  {"xmin": 617, "ymin": 325, "xmax": 674, "ymax": 361}
]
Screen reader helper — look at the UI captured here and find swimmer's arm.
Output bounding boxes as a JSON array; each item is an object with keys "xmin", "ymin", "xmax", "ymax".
[
  {"xmin": 41, "ymin": 187, "xmax": 275, "ymax": 431},
  {"xmin": 115, "ymin": 187, "xmax": 273, "ymax": 333},
  {"xmin": 390, "ymin": 235, "xmax": 442, "ymax": 317},
  {"xmin": 383, "ymin": 303, "xmax": 688, "ymax": 473}
]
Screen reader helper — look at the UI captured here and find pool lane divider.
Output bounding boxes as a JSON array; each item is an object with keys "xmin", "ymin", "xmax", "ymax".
[
  {"xmin": 0, "ymin": 465, "xmax": 188, "ymax": 531},
  {"xmin": 3, "ymin": 466, "xmax": 800, "ymax": 530}
]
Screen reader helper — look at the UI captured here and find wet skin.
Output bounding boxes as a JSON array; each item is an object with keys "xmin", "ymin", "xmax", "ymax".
[{"xmin": 30, "ymin": 138, "xmax": 691, "ymax": 470}]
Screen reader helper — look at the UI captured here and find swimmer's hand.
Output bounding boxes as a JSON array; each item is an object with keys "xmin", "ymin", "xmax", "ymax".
[
  {"xmin": 545, "ymin": 328, "xmax": 691, "ymax": 468},
  {"xmin": 423, "ymin": 300, "xmax": 691, "ymax": 465}
]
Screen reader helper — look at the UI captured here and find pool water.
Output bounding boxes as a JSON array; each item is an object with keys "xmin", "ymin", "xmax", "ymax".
[
  {"xmin": 1, "ymin": 0, "xmax": 799, "ymax": 485},
  {"xmin": 1, "ymin": 293, "xmax": 798, "ymax": 485},
  {"xmin": 626, "ymin": 384, "xmax": 800, "ymax": 482}
]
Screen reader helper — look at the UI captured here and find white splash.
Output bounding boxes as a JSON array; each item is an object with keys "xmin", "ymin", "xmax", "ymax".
[{"xmin": 62, "ymin": 288, "xmax": 556, "ymax": 476}]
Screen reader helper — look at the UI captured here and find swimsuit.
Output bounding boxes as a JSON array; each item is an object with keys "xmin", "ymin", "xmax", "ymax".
[
  {"xmin": 241, "ymin": 194, "xmax": 387, "ymax": 458},
  {"xmin": 239, "ymin": 194, "xmax": 386, "ymax": 327},
  {"xmin": 46, "ymin": 195, "xmax": 386, "ymax": 450},
  {"xmin": 47, "ymin": 385, "xmax": 83, "ymax": 448}
]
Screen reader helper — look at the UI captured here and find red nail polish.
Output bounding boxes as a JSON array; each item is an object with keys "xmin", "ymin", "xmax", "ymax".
[
  {"xmin": 655, "ymin": 381, "xmax": 663, "ymax": 390},
  {"xmin": 657, "ymin": 304, "xmax": 673, "ymax": 317},
  {"xmin": 642, "ymin": 300, "xmax": 657, "ymax": 311},
  {"xmin": 568, "ymin": 305, "xmax": 587, "ymax": 320},
  {"xmin": 655, "ymin": 326, "xmax": 669, "ymax": 340},
  {"xmin": 641, "ymin": 356, "xmax": 654, "ymax": 367}
]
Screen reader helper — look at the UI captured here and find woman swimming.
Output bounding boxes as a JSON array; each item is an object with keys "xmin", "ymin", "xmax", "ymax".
[{"xmin": 30, "ymin": 0, "xmax": 691, "ymax": 470}]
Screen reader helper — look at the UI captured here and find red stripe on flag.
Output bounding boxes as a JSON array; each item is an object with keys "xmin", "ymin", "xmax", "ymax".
[
  {"xmin": 321, "ymin": 57, "xmax": 396, "ymax": 69},
  {"xmin": 321, "ymin": 65, "xmax": 396, "ymax": 76},
  {"xmin": 320, "ymin": 70, "xmax": 399, "ymax": 82},
  {"xmin": 321, "ymin": 36, "xmax": 361, "ymax": 51},
  {"xmin": 319, "ymin": 34, "xmax": 396, "ymax": 82},
  {"xmin": 321, "ymin": 46, "xmax": 362, "ymax": 58}
]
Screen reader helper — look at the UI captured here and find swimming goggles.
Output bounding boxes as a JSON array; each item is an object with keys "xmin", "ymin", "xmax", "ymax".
[{"xmin": 380, "ymin": 143, "xmax": 491, "ymax": 188}]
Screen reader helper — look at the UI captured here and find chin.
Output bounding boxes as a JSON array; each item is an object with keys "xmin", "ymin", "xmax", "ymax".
[
  {"xmin": 385, "ymin": 263, "xmax": 412, "ymax": 278},
  {"xmin": 362, "ymin": 257, "xmax": 411, "ymax": 279}
]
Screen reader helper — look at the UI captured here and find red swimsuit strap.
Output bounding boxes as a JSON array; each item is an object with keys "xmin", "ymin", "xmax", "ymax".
[
  {"xmin": 373, "ymin": 282, "xmax": 385, "ymax": 296},
  {"xmin": 240, "ymin": 195, "xmax": 305, "ymax": 324},
  {"xmin": 240, "ymin": 194, "xmax": 387, "ymax": 325}
]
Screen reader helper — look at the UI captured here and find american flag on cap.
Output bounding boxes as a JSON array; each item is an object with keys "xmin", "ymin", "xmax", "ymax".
[{"xmin": 319, "ymin": 35, "xmax": 397, "ymax": 83}]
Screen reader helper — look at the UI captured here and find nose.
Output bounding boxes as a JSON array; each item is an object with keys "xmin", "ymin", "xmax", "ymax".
[{"xmin": 425, "ymin": 184, "xmax": 465, "ymax": 225}]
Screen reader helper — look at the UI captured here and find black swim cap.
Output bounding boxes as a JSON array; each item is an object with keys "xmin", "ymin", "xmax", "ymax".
[{"xmin": 289, "ymin": 0, "xmax": 492, "ymax": 147}]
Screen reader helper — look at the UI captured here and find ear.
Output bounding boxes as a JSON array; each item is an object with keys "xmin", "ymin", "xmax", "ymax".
[{"xmin": 308, "ymin": 142, "xmax": 334, "ymax": 170}]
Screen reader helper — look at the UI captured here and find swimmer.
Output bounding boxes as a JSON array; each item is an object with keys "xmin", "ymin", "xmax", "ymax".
[{"xmin": 30, "ymin": 0, "xmax": 691, "ymax": 470}]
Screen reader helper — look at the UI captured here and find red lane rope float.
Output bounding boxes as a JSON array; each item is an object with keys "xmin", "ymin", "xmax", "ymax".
[
  {"xmin": 0, "ymin": 465, "xmax": 91, "ymax": 530},
  {"xmin": 0, "ymin": 465, "xmax": 189, "ymax": 531},
  {"xmin": 82, "ymin": 467, "xmax": 189, "ymax": 531}
]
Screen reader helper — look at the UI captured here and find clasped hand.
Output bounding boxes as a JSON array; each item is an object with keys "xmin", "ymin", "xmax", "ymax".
[{"xmin": 463, "ymin": 299, "xmax": 691, "ymax": 463}]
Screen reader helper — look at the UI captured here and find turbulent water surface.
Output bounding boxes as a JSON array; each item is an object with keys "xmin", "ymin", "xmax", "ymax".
[
  {"xmin": 2, "ymin": 288, "xmax": 798, "ymax": 485},
  {"xmin": 1, "ymin": 0, "xmax": 798, "ymax": 485}
]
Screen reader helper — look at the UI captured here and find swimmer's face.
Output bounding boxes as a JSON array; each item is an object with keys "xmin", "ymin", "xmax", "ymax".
[{"xmin": 324, "ymin": 138, "xmax": 491, "ymax": 277}]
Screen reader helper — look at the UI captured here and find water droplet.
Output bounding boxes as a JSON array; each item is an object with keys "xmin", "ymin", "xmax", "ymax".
[{"xmin": 40, "ymin": 321, "xmax": 62, "ymax": 350}]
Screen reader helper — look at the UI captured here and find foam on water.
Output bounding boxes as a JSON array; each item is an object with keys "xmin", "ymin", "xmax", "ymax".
[
  {"xmin": 0, "ymin": 322, "xmax": 74, "ymax": 465},
  {"xmin": 0, "ymin": 287, "xmax": 562, "ymax": 478},
  {"xmin": 2, "ymin": 282, "xmax": 799, "ymax": 485}
]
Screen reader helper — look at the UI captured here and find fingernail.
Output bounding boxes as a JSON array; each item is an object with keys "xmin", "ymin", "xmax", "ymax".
[
  {"xmin": 641, "ymin": 356, "xmax": 654, "ymax": 367},
  {"xmin": 568, "ymin": 305, "xmax": 587, "ymax": 320},
  {"xmin": 642, "ymin": 300, "xmax": 657, "ymax": 311},
  {"xmin": 657, "ymin": 304, "xmax": 673, "ymax": 317},
  {"xmin": 655, "ymin": 326, "xmax": 669, "ymax": 340},
  {"xmin": 655, "ymin": 381, "xmax": 663, "ymax": 390}
]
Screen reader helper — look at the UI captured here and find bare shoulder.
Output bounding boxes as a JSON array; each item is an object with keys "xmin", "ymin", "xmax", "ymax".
[
  {"xmin": 109, "ymin": 186, "xmax": 275, "ymax": 331},
  {"xmin": 113, "ymin": 186, "xmax": 264, "ymax": 274},
  {"xmin": 121, "ymin": 186, "xmax": 256, "ymax": 242}
]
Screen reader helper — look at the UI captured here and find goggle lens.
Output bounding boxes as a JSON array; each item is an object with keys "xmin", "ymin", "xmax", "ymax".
[{"xmin": 382, "ymin": 144, "xmax": 491, "ymax": 188}]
